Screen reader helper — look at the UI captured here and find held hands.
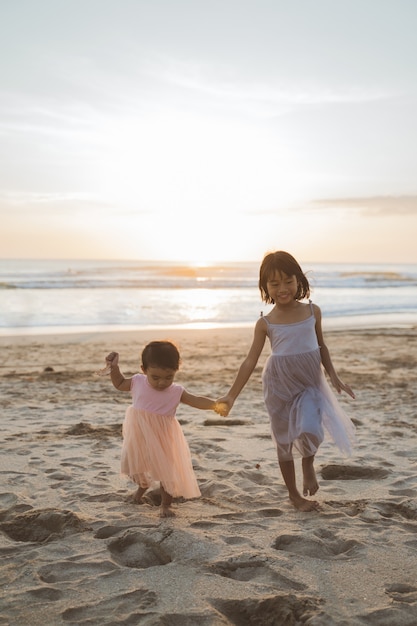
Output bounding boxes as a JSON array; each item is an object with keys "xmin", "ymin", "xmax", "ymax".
[
  {"xmin": 214, "ymin": 402, "xmax": 229, "ymax": 417},
  {"xmin": 213, "ymin": 396, "xmax": 234, "ymax": 417}
]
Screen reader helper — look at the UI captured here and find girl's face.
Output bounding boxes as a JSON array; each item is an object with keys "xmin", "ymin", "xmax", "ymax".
[
  {"xmin": 142, "ymin": 366, "xmax": 176, "ymax": 390},
  {"xmin": 266, "ymin": 271, "xmax": 298, "ymax": 304}
]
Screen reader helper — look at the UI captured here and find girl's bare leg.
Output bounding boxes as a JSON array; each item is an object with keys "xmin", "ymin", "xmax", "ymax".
[
  {"xmin": 132, "ymin": 486, "xmax": 147, "ymax": 503},
  {"xmin": 302, "ymin": 455, "xmax": 319, "ymax": 496},
  {"xmin": 279, "ymin": 459, "xmax": 319, "ymax": 512},
  {"xmin": 160, "ymin": 484, "xmax": 175, "ymax": 517}
]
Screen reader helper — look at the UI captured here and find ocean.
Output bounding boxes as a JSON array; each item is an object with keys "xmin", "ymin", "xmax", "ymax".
[{"xmin": 1, "ymin": 258, "xmax": 417, "ymax": 335}]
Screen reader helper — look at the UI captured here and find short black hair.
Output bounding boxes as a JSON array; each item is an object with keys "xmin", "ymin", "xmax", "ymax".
[
  {"xmin": 259, "ymin": 251, "xmax": 310, "ymax": 304},
  {"xmin": 141, "ymin": 341, "xmax": 181, "ymax": 370}
]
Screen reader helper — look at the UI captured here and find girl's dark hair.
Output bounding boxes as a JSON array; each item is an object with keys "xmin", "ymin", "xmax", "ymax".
[
  {"xmin": 141, "ymin": 341, "xmax": 180, "ymax": 371},
  {"xmin": 259, "ymin": 251, "xmax": 310, "ymax": 304}
]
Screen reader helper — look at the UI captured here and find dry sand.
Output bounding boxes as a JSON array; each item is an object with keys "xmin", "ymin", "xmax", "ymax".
[{"xmin": 1, "ymin": 325, "xmax": 417, "ymax": 625}]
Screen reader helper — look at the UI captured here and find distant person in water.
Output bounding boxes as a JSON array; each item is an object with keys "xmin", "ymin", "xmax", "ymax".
[
  {"xmin": 217, "ymin": 251, "xmax": 356, "ymax": 511},
  {"xmin": 103, "ymin": 341, "xmax": 225, "ymax": 517}
]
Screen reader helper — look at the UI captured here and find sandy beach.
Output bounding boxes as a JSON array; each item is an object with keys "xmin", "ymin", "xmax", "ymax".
[{"xmin": 1, "ymin": 325, "xmax": 417, "ymax": 625}]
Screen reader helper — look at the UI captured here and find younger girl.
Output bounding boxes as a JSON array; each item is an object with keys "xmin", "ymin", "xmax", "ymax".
[
  {"xmin": 104, "ymin": 341, "xmax": 221, "ymax": 517},
  {"xmin": 217, "ymin": 251, "xmax": 356, "ymax": 512}
]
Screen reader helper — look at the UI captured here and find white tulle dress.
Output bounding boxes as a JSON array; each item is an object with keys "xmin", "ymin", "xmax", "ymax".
[
  {"xmin": 261, "ymin": 304, "xmax": 355, "ymax": 461},
  {"xmin": 121, "ymin": 374, "xmax": 200, "ymax": 499}
]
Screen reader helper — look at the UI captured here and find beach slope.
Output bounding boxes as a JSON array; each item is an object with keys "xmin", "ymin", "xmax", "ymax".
[{"xmin": 1, "ymin": 327, "xmax": 417, "ymax": 625}]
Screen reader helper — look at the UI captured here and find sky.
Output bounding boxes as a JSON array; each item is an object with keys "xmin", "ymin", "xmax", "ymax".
[{"xmin": 1, "ymin": 0, "xmax": 417, "ymax": 264}]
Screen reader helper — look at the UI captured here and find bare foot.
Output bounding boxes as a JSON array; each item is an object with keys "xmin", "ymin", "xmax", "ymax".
[
  {"xmin": 159, "ymin": 504, "xmax": 175, "ymax": 518},
  {"xmin": 289, "ymin": 493, "xmax": 320, "ymax": 512},
  {"xmin": 159, "ymin": 484, "xmax": 174, "ymax": 517},
  {"xmin": 302, "ymin": 456, "xmax": 319, "ymax": 496},
  {"xmin": 129, "ymin": 486, "xmax": 147, "ymax": 504}
]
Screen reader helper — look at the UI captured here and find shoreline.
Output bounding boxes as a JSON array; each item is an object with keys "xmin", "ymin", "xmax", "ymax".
[
  {"xmin": 0, "ymin": 310, "xmax": 416, "ymax": 341},
  {"xmin": 1, "ymin": 321, "xmax": 417, "ymax": 351}
]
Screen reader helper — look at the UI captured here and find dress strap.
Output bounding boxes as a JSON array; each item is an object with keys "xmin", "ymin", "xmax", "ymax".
[
  {"xmin": 260, "ymin": 311, "xmax": 270, "ymax": 325},
  {"xmin": 308, "ymin": 299, "xmax": 314, "ymax": 314}
]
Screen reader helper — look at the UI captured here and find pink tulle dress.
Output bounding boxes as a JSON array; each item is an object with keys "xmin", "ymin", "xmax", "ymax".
[
  {"xmin": 121, "ymin": 374, "xmax": 201, "ymax": 499},
  {"xmin": 262, "ymin": 303, "xmax": 355, "ymax": 461}
]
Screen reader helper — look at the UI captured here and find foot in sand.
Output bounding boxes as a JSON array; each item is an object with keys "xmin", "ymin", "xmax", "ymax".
[
  {"xmin": 302, "ymin": 456, "xmax": 319, "ymax": 497},
  {"xmin": 160, "ymin": 504, "xmax": 176, "ymax": 518},
  {"xmin": 159, "ymin": 484, "xmax": 175, "ymax": 517},
  {"xmin": 289, "ymin": 493, "xmax": 320, "ymax": 512},
  {"xmin": 128, "ymin": 486, "xmax": 147, "ymax": 504},
  {"xmin": 279, "ymin": 458, "xmax": 320, "ymax": 512}
]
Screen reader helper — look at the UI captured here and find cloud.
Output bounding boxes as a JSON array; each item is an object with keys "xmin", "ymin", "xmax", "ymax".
[
  {"xmin": 310, "ymin": 195, "xmax": 417, "ymax": 216},
  {"xmin": 0, "ymin": 191, "xmax": 109, "ymax": 214},
  {"xmin": 1, "ymin": 190, "xmax": 98, "ymax": 205},
  {"xmin": 144, "ymin": 55, "xmax": 398, "ymax": 117},
  {"xmin": 0, "ymin": 191, "xmax": 157, "ymax": 219}
]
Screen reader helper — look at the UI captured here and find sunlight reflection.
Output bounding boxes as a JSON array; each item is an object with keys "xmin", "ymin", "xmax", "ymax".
[{"xmin": 176, "ymin": 289, "xmax": 222, "ymax": 322}]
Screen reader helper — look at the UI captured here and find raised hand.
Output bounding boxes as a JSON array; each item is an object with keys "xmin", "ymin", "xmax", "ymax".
[
  {"xmin": 95, "ymin": 351, "xmax": 119, "ymax": 377},
  {"xmin": 105, "ymin": 351, "xmax": 119, "ymax": 367}
]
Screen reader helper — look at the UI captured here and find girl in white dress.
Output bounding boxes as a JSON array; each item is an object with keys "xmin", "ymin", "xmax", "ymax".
[{"xmin": 217, "ymin": 251, "xmax": 356, "ymax": 511}]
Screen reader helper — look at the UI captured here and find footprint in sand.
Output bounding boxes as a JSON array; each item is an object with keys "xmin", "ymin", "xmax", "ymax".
[
  {"xmin": 85, "ymin": 492, "xmax": 126, "ymax": 503},
  {"xmin": 389, "ymin": 488, "xmax": 417, "ymax": 497},
  {"xmin": 155, "ymin": 615, "xmax": 231, "ymax": 625},
  {"xmin": 94, "ymin": 524, "xmax": 133, "ymax": 539},
  {"xmin": 375, "ymin": 499, "xmax": 417, "ymax": 521},
  {"xmin": 28, "ymin": 456, "xmax": 42, "ymax": 466},
  {"xmin": 0, "ymin": 492, "xmax": 19, "ymax": 511},
  {"xmin": 272, "ymin": 528, "xmax": 362, "ymax": 560},
  {"xmin": 192, "ymin": 510, "xmax": 281, "ymax": 536},
  {"xmin": 362, "ymin": 602, "xmax": 417, "ymax": 626},
  {"xmin": 212, "ymin": 508, "xmax": 283, "ymax": 522},
  {"xmin": 61, "ymin": 589, "xmax": 157, "ymax": 624},
  {"xmin": 189, "ymin": 520, "xmax": 226, "ymax": 530},
  {"xmin": 26, "ymin": 587, "xmax": 63, "ymax": 601},
  {"xmin": 107, "ymin": 529, "xmax": 172, "ymax": 569},
  {"xmin": 325, "ymin": 499, "xmax": 369, "ymax": 517},
  {"xmin": 64, "ymin": 422, "xmax": 122, "ymax": 438},
  {"xmin": 38, "ymin": 560, "xmax": 118, "ymax": 583},
  {"xmin": 222, "ymin": 535, "xmax": 255, "ymax": 546},
  {"xmin": 198, "ymin": 479, "xmax": 242, "ymax": 501},
  {"xmin": 321, "ymin": 464, "xmax": 390, "ymax": 480},
  {"xmin": 385, "ymin": 583, "xmax": 417, "ymax": 604},
  {"xmin": 236, "ymin": 468, "xmax": 271, "ymax": 486},
  {"xmin": 211, "ymin": 594, "xmax": 322, "ymax": 625},
  {"xmin": 45, "ymin": 468, "xmax": 72, "ymax": 482},
  {"xmin": 209, "ymin": 554, "xmax": 307, "ymax": 590},
  {"xmin": 404, "ymin": 539, "xmax": 417, "ymax": 552},
  {"xmin": 388, "ymin": 476, "xmax": 417, "ymax": 498},
  {"xmin": 211, "ymin": 469, "xmax": 235, "ymax": 480},
  {"xmin": 189, "ymin": 521, "xmax": 260, "ymax": 548},
  {"xmin": 0, "ymin": 508, "xmax": 90, "ymax": 543}
]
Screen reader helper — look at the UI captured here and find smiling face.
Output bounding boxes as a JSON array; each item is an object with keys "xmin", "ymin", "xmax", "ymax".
[
  {"xmin": 142, "ymin": 366, "xmax": 177, "ymax": 391},
  {"xmin": 258, "ymin": 251, "xmax": 310, "ymax": 304},
  {"xmin": 266, "ymin": 270, "xmax": 298, "ymax": 305}
]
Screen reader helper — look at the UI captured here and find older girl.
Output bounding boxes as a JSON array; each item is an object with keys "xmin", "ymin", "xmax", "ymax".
[{"xmin": 217, "ymin": 251, "xmax": 355, "ymax": 511}]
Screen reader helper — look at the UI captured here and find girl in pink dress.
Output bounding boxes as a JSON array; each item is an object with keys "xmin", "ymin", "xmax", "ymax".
[
  {"xmin": 104, "ymin": 341, "xmax": 221, "ymax": 517},
  {"xmin": 217, "ymin": 251, "xmax": 356, "ymax": 512}
]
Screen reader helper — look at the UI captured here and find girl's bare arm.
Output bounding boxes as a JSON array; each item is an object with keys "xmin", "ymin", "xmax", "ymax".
[
  {"xmin": 313, "ymin": 306, "xmax": 355, "ymax": 399},
  {"xmin": 217, "ymin": 318, "xmax": 267, "ymax": 408},
  {"xmin": 180, "ymin": 390, "xmax": 217, "ymax": 410},
  {"xmin": 106, "ymin": 352, "xmax": 132, "ymax": 392}
]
